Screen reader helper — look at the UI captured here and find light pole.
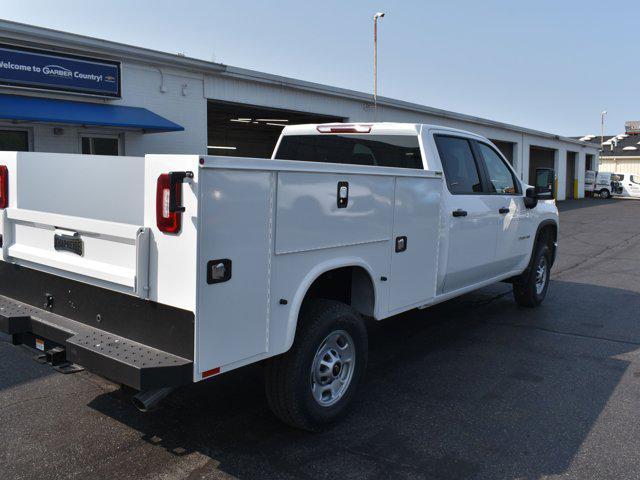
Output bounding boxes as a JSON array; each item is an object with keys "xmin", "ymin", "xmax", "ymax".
[
  {"xmin": 601, "ymin": 110, "xmax": 607, "ymax": 150},
  {"xmin": 373, "ymin": 12, "xmax": 385, "ymax": 114}
]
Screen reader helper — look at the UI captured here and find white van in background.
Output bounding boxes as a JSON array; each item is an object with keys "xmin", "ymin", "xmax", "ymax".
[
  {"xmin": 584, "ymin": 170, "xmax": 596, "ymax": 196},
  {"xmin": 593, "ymin": 172, "xmax": 616, "ymax": 198},
  {"xmin": 613, "ymin": 173, "xmax": 640, "ymax": 198},
  {"xmin": 593, "ymin": 172, "xmax": 640, "ymax": 199}
]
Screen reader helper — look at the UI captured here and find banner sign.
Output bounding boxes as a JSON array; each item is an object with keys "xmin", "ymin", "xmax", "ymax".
[
  {"xmin": 0, "ymin": 44, "xmax": 121, "ymax": 97},
  {"xmin": 625, "ymin": 121, "xmax": 640, "ymax": 135}
]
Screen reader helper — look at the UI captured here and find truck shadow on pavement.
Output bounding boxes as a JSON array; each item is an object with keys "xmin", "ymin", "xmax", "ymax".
[{"xmin": 88, "ymin": 280, "xmax": 640, "ymax": 480}]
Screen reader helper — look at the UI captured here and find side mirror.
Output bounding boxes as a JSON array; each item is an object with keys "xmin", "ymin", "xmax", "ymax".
[
  {"xmin": 524, "ymin": 187, "xmax": 538, "ymax": 209},
  {"xmin": 534, "ymin": 168, "xmax": 555, "ymax": 200}
]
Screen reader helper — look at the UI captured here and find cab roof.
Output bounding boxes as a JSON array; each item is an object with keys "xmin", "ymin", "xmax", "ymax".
[{"xmin": 280, "ymin": 122, "xmax": 483, "ymax": 139}]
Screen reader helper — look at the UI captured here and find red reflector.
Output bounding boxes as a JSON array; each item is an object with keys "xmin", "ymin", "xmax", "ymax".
[
  {"xmin": 202, "ymin": 367, "xmax": 220, "ymax": 378},
  {"xmin": 0, "ymin": 165, "xmax": 7, "ymax": 209},
  {"xmin": 316, "ymin": 124, "xmax": 372, "ymax": 134},
  {"xmin": 156, "ymin": 173, "xmax": 182, "ymax": 234}
]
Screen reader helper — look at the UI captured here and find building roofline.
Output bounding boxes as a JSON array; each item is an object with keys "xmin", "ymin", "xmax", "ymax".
[
  {"xmin": 224, "ymin": 66, "xmax": 594, "ymax": 148},
  {"xmin": 0, "ymin": 18, "xmax": 227, "ymax": 73},
  {"xmin": 0, "ymin": 18, "xmax": 596, "ymax": 149}
]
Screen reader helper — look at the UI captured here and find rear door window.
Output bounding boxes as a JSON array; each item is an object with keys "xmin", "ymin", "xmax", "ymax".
[
  {"xmin": 275, "ymin": 134, "xmax": 423, "ymax": 169},
  {"xmin": 434, "ymin": 135, "xmax": 484, "ymax": 194}
]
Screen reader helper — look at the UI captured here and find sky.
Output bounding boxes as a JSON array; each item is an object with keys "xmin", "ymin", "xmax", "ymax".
[{"xmin": 0, "ymin": 0, "xmax": 633, "ymax": 136}]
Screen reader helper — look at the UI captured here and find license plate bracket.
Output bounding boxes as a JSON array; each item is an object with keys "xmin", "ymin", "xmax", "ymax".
[{"xmin": 54, "ymin": 232, "xmax": 84, "ymax": 256}]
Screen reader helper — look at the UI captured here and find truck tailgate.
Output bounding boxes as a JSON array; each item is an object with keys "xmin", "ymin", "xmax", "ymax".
[
  {"xmin": 0, "ymin": 152, "xmax": 151, "ymax": 297},
  {"xmin": 2, "ymin": 208, "xmax": 150, "ymax": 296}
]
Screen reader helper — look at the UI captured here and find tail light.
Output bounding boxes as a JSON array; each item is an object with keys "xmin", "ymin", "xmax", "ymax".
[
  {"xmin": 156, "ymin": 173, "xmax": 182, "ymax": 234},
  {"xmin": 0, "ymin": 165, "xmax": 7, "ymax": 209},
  {"xmin": 155, "ymin": 171, "xmax": 193, "ymax": 234}
]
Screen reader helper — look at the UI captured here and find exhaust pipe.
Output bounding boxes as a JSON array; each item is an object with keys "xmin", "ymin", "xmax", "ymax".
[{"xmin": 132, "ymin": 387, "xmax": 174, "ymax": 412}]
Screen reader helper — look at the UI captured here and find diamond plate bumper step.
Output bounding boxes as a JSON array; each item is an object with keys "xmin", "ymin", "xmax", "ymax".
[{"xmin": 0, "ymin": 294, "xmax": 193, "ymax": 390}]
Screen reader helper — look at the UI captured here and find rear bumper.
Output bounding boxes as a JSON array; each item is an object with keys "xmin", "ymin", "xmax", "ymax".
[
  {"xmin": 0, "ymin": 262, "xmax": 194, "ymax": 391},
  {"xmin": 0, "ymin": 294, "xmax": 193, "ymax": 390}
]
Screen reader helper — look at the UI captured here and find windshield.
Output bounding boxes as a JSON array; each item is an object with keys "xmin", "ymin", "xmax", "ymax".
[{"xmin": 275, "ymin": 134, "xmax": 423, "ymax": 169}]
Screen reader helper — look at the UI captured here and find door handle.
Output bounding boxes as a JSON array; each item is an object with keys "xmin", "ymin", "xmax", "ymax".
[
  {"xmin": 498, "ymin": 207, "xmax": 510, "ymax": 214},
  {"xmin": 452, "ymin": 209, "xmax": 467, "ymax": 217}
]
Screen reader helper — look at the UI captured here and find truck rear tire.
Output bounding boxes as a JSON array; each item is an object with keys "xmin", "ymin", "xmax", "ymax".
[
  {"xmin": 513, "ymin": 242, "xmax": 551, "ymax": 308},
  {"xmin": 264, "ymin": 299, "xmax": 368, "ymax": 431}
]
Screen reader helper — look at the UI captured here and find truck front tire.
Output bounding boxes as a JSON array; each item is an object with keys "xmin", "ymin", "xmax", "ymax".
[
  {"xmin": 513, "ymin": 242, "xmax": 551, "ymax": 308},
  {"xmin": 264, "ymin": 299, "xmax": 368, "ymax": 431},
  {"xmin": 600, "ymin": 189, "xmax": 610, "ymax": 199}
]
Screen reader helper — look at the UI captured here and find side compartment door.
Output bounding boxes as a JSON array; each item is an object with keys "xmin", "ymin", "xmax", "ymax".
[
  {"xmin": 433, "ymin": 134, "xmax": 498, "ymax": 293},
  {"xmin": 196, "ymin": 168, "xmax": 273, "ymax": 375},
  {"xmin": 388, "ymin": 175, "xmax": 442, "ymax": 312}
]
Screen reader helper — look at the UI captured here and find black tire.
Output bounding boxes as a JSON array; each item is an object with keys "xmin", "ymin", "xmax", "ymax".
[
  {"xmin": 600, "ymin": 189, "xmax": 610, "ymax": 199},
  {"xmin": 264, "ymin": 299, "xmax": 368, "ymax": 431},
  {"xmin": 513, "ymin": 242, "xmax": 551, "ymax": 308}
]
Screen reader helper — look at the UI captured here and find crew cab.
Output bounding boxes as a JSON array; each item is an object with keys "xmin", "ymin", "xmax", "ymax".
[{"xmin": 0, "ymin": 123, "xmax": 558, "ymax": 430}]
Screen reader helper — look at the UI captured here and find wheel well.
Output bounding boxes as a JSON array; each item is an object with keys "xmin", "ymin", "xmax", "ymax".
[
  {"xmin": 536, "ymin": 222, "xmax": 557, "ymax": 266},
  {"xmin": 302, "ymin": 266, "xmax": 375, "ymax": 317}
]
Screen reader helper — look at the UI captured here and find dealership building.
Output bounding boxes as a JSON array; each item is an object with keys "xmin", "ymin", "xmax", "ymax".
[{"xmin": 0, "ymin": 19, "xmax": 599, "ymax": 200}]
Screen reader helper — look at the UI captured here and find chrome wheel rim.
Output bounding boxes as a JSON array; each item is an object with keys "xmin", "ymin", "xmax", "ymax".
[
  {"xmin": 310, "ymin": 330, "xmax": 356, "ymax": 407},
  {"xmin": 535, "ymin": 256, "xmax": 548, "ymax": 295}
]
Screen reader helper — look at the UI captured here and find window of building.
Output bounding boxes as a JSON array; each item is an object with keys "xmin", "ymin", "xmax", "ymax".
[
  {"xmin": 81, "ymin": 135, "xmax": 120, "ymax": 155},
  {"xmin": 0, "ymin": 129, "xmax": 29, "ymax": 151},
  {"xmin": 477, "ymin": 143, "xmax": 518, "ymax": 194},
  {"xmin": 274, "ymin": 134, "xmax": 423, "ymax": 169},
  {"xmin": 434, "ymin": 135, "xmax": 483, "ymax": 194}
]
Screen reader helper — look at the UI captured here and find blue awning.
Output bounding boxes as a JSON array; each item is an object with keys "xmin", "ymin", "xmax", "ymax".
[{"xmin": 0, "ymin": 94, "xmax": 184, "ymax": 133}]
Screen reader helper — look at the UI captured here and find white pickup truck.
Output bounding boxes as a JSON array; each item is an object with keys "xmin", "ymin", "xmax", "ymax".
[{"xmin": 0, "ymin": 123, "xmax": 558, "ymax": 430}]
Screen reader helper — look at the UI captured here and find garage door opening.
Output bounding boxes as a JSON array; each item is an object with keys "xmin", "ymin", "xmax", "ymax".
[
  {"xmin": 207, "ymin": 100, "xmax": 344, "ymax": 158},
  {"xmin": 566, "ymin": 151, "xmax": 577, "ymax": 199},
  {"xmin": 528, "ymin": 146, "xmax": 556, "ymax": 186},
  {"xmin": 489, "ymin": 139, "xmax": 515, "ymax": 165}
]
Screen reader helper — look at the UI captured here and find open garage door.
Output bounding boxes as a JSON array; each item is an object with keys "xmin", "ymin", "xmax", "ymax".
[
  {"xmin": 207, "ymin": 100, "xmax": 344, "ymax": 158},
  {"xmin": 489, "ymin": 139, "xmax": 515, "ymax": 165},
  {"xmin": 529, "ymin": 146, "xmax": 556, "ymax": 184}
]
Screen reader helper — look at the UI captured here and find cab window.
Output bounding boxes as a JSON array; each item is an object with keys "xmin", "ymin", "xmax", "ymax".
[
  {"xmin": 631, "ymin": 175, "xmax": 640, "ymax": 185},
  {"xmin": 275, "ymin": 134, "xmax": 423, "ymax": 169},
  {"xmin": 434, "ymin": 135, "xmax": 483, "ymax": 194},
  {"xmin": 477, "ymin": 143, "xmax": 519, "ymax": 194}
]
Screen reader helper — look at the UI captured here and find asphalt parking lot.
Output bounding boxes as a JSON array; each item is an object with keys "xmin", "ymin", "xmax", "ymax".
[{"xmin": 2, "ymin": 198, "xmax": 640, "ymax": 479}]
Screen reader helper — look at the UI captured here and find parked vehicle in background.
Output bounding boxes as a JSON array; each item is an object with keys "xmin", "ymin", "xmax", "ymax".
[
  {"xmin": 594, "ymin": 171, "xmax": 616, "ymax": 198},
  {"xmin": 0, "ymin": 123, "xmax": 559, "ymax": 431},
  {"xmin": 584, "ymin": 170, "xmax": 596, "ymax": 196},
  {"xmin": 612, "ymin": 173, "xmax": 640, "ymax": 198}
]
